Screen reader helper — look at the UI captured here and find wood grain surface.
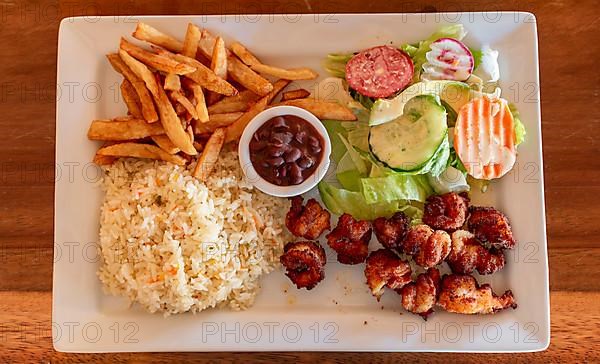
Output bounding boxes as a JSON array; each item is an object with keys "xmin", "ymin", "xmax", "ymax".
[{"xmin": 1, "ymin": 0, "xmax": 598, "ymax": 362}]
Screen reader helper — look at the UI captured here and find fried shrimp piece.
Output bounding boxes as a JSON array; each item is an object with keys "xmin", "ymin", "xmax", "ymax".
[
  {"xmin": 447, "ymin": 230, "xmax": 505, "ymax": 275},
  {"xmin": 364, "ymin": 249, "xmax": 412, "ymax": 300},
  {"xmin": 422, "ymin": 192, "xmax": 469, "ymax": 232},
  {"xmin": 467, "ymin": 206, "xmax": 516, "ymax": 250},
  {"xmin": 437, "ymin": 274, "xmax": 517, "ymax": 314},
  {"xmin": 285, "ymin": 196, "xmax": 331, "ymax": 240},
  {"xmin": 373, "ymin": 211, "xmax": 410, "ymax": 251},
  {"xmin": 401, "ymin": 268, "xmax": 441, "ymax": 318},
  {"xmin": 280, "ymin": 241, "xmax": 326, "ymax": 290},
  {"xmin": 402, "ymin": 224, "xmax": 451, "ymax": 268},
  {"xmin": 326, "ymin": 213, "xmax": 372, "ymax": 264}
]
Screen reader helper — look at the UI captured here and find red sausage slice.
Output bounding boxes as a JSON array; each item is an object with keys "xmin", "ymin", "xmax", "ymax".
[{"xmin": 345, "ymin": 45, "xmax": 414, "ymax": 98}]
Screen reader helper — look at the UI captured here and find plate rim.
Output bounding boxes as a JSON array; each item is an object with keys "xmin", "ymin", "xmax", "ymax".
[{"xmin": 53, "ymin": 12, "xmax": 549, "ymax": 353}]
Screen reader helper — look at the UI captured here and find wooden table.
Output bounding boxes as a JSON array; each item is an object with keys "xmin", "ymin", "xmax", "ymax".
[{"xmin": 1, "ymin": 0, "xmax": 598, "ymax": 361}]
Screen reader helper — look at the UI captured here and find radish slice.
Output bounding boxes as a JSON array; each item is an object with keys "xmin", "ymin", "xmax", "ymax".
[{"xmin": 422, "ymin": 38, "xmax": 474, "ymax": 81}]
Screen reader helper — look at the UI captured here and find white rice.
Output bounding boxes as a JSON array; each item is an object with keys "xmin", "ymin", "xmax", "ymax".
[{"xmin": 97, "ymin": 150, "xmax": 291, "ymax": 315}]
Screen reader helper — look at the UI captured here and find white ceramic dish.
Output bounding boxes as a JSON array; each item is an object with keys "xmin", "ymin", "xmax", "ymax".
[
  {"xmin": 238, "ymin": 105, "xmax": 331, "ymax": 197},
  {"xmin": 53, "ymin": 13, "xmax": 548, "ymax": 352}
]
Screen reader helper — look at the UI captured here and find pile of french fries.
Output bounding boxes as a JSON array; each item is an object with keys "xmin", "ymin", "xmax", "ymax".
[{"xmin": 88, "ymin": 22, "xmax": 356, "ymax": 181}]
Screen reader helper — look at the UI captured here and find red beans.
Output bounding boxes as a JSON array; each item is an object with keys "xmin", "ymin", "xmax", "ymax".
[{"xmin": 249, "ymin": 115, "xmax": 325, "ymax": 186}]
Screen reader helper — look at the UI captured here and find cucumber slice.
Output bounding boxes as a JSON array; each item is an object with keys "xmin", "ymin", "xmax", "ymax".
[
  {"xmin": 369, "ymin": 80, "xmax": 469, "ymax": 126},
  {"xmin": 369, "ymin": 95, "xmax": 447, "ymax": 172}
]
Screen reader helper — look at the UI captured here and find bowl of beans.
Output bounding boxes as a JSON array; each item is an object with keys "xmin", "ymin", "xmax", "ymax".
[{"xmin": 238, "ymin": 105, "xmax": 332, "ymax": 197}]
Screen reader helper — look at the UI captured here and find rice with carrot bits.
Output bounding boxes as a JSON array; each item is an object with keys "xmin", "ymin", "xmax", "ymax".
[{"xmin": 97, "ymin": 149, "xmax": 291, "ymax": 315}]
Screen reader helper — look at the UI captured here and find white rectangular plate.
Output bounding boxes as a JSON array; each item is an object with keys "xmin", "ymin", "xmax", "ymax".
[{"xmin": 53, "ymin": 13, "xmax": 549, "ymax": 352}]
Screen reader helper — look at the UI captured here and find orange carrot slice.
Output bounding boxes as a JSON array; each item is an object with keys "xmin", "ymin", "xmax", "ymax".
[{"xmin": 454, "ymin": 97, "xmax": 516, "ymax": 180}]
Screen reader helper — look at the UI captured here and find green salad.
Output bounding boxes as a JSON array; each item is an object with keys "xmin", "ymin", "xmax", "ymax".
[{"xmin": 316, "ymin": 24, "xmax": 526, "ymax": 220}]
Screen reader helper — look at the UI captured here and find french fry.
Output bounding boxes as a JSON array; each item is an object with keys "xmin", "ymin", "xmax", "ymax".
[
  {"xmin": 213, "ymin": 80, "xmax": 286, "ymax": 142},
  {"xmin": 151, "ymin": 135, "xmax": 180, "ymax": 154},
  {"xmin": 193, "ymin": 128, "xmax": 225, "ymax": 181},
  {"xmin": 120, "ymin": 80, "xmax": 143, "ymax": 118},
  {"xmin": 87, "ymin": 119, "xmax": 164, "ymax": 141},
  {"xmin": 118, "ymin": 49, "xmax": 160, "ymax": 96},
  {"xmin": 132, "ymin": 22, "xmax": 183, "ymax": 53},
  {"xmin": 281, "ymin": 88, "xmax": 311, "ymax": 101},
  {"xmin": 208, "ymin": 101, "xmax": 249, "ymax": 114},
  {"xmin": 106, "ymin": 54, "xmax": 158, "ymax": 123},
  {"xmin": 251, "ymin": 63, "xmax": 318, "ymax": 80},
  {"xmin": 120, "ymin": 38, "xmax": 195, "ymax": 75},
  {"xmin": 174, "ymin": 102, "xmax": 186, "ymax": 115},
  {"xmin": 181, "ymin": 111, "xmax": 193, "ymax": 124},
  {"xmin": 117, "ymin": 51, "xmax": 196, "ymax": 155},
  {"xmin": 93, "ymin": 152, "xmax": 117, "ymax": 165},
  {"xmin": 112, "ymin": 116, "xmax": 135, "ymax": 122},
  {"xmin": 212, "ymin": 90, "xmax": 260, "ymax": 107},
  {"xmin": 193, "ymin": 141, "xmax": 204, "ymax": 152},
  {"xmin": 155, "ymin": 49, "xmax": 237, "ymax": 96},
  {"xmin": 153, "ymin": 75, "xmax": 198, "ymax": 155},
  {"xmin": 206, "ymin": 36, "xmax": 228, "ymax": 105},
  {"xmin": 170, "ymin": 90, "xmax": 199, "ymax": 120},
  {"xmin": 266, "ymin": 79, "xmax": 291, "ymax": 104},
  {"xmin": 182, "ymin": 23, "xmax": 201, "ymax": 58},
  {"xmin": 225, "ymin": 96, "xmax": 269, "ymax": 143},
  {"xmin": 97, "ymin": 142, "xmax": 187, "ymax": 165},
  {"xmin": 274, "ymin": 98, "xmax": 357, "ymax": 121},
  {"xmin": 211, "ymin": 36, "xmax": 228, "ymax": 79},
  {"xmin": 182, "ymin": 79, "xmax": 209, "ymax": 123},
  {"xmin": 198, "ymin": 29, "xmax": 273, "ymax": 96},
  {"xmin": 230, "ymin": 41, "xmax": 260, "ymax": 66},
  {"xmin": 197, "ymin": 29, "xmax": 227, "ymax": 58},
  {"xmin": 193, "ymin": 112, "xmax": 244, "ymax": 134},
  {"xmin": 186, "ymin": 125, "xmax": 194, "ymax": 142},
  {"xmin": 227, "ymin": 56, "xmax": 273, "ymax": 96},
  {"xmin": 164, "ymin": 73, "xmax": 181, "ymax": 91}
]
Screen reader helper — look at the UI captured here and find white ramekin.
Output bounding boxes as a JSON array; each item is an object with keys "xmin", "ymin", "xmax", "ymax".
[{"xmin": 238, "ymin": 105, "xmax": 331, "ymax": 197}]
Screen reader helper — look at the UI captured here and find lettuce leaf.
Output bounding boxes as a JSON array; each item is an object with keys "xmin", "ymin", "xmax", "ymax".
[
  {"xmin": 346, "ymin": 122, "xmax": 370, "ymax": 152},
  {"xmin": 508, "ymin": 103, "xmax": 526, "ymax": 146},
  {"xmin": 361, "ymin": 174, "xmax": 433, "ymax": 204},
  {"xmin": 401, "ymin": 43, "xmax": 419, "ymax": 57},
  {"xmin": 336, "ymin": 151, "xmax": 364, "ymax": 191},
  {"xmin": 447, "ymin": 146, "xmax": 467, "ymax": 173},
  {"xmin": 470, "ymin": 48, "xmax": 483, "ymax": 70},
  {"xmin": 318, "ymin": 181, "xmax": 404, "ymax": 220},
  {"xmin": 427, "ymin": 166, "xmax": 470, "ymax": 194},
  {"xmin": 323, "ymin": 53, "xmax": 354, "ymax": 78},
  {"xmin": 349, "ymin": 88, "xmax": 375, "ymax": 110},
  {"xmin": 338, "ymin": 134, "xmax": 368, "ymax": 175},
  {"xmin": 322, "ymin": 119, "xmax": 349, "ymax": 163}
]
